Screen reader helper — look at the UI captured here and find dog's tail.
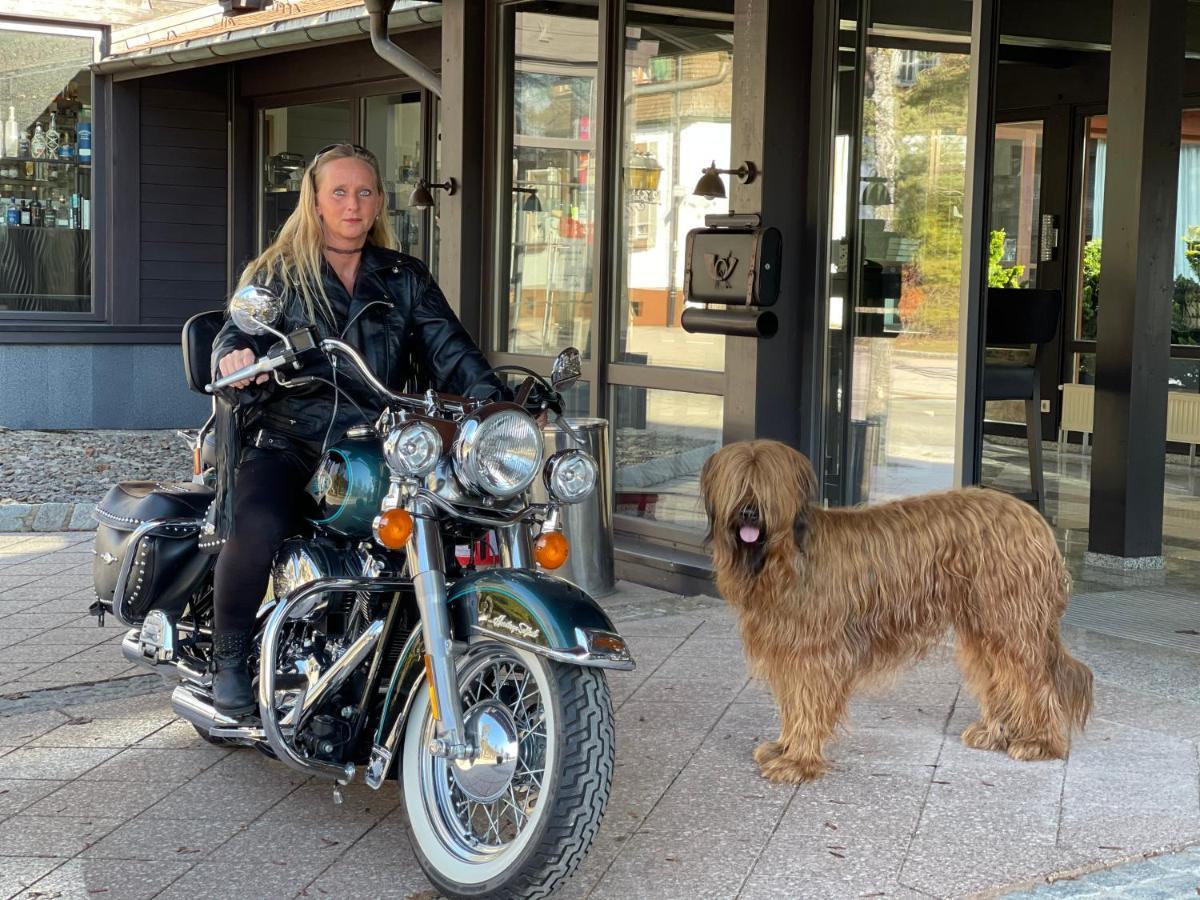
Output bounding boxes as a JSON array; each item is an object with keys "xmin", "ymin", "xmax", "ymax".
[{"xmin": 1051, "ymin": 641, "xmax": 1094, "ymax": 731}]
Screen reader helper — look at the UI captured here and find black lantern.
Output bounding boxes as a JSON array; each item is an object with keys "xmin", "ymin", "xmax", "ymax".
[
  {"xmin": 408, "ymin": 177, "xmax": 457, "ymax": 211},
  {"xmin": 692, "ymin": 160, "xmax": 758, "ymax": 199}
]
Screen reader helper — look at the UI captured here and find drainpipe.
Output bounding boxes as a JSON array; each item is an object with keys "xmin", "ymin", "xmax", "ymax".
[{"xmin": 364, "ymin": 0, "xmax": 442, "ymax": 97}]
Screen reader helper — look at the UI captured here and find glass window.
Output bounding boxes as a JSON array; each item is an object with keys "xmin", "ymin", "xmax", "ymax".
[
  {"xmin": 0, "ymin": 26, "xmax": 98, "ymax": 313},
  {"xmin": 261, "ymin": 101, "xmax": 353, "ymax": 246},
  {"xmin": 613, "ymin": 386, "xmax": 722, "ymax": 530},
  {"xmin": 985, "ymin": 120, "xmax": 1043, "ymax": 427},
  {"xmin": 364, "ymin": 92, "xmax": 425, "ymax": 258},
  {"xmin": 497, "ymin": 7, "xmax": 599, "ymax": 358},
  {"xmin": 1076, "ymin": 111, "xmax": 1200, "ymax": 347},
  {"xmin": 616, "ymin": 17, "xmax": 733, "ymax": 371},
  {"xmin": 851, "ymin": 43, "xmax": 971, "ymax": 502}
]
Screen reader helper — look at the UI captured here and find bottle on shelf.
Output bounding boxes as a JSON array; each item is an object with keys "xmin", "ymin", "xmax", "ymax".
[
  {"xmin": 56, "ymin": 195, "xmax": 70, "ymax": 228},
  {"xmin": 57, "ymin": 132, "xmax": 73, "ymax": 160},
  {"xmin": 19, "ymin": 199, "xmax": 31, "ymax": 227},
  {"xmin": 30, "ymin": 123, "xmax": 46, "ymax": 160},
  {"xmin": 69, "ymin": 192, "xmax": 80, "ymax": 229},
  {"xmin": 77, "ymin": 107, "xmax": 91, "ymax": 163},
  {"xmin": 18, "ymin": 128, "xmax": 30, "ymax": 159},
  {"xmin": 2, "ymin": 107, "xmax": 16, "ymax": 159},
  {"xmin": 45, "ymin": 113, "xmax": 59, "ymax": 155},
  {"xmin": 45, "ymin": 196, "xmax": 56, "ymax": 227},
  {"xmin": 29, "ymin": 195, "xmax": 42, "ymax": 228},
  {"xmin": 4, "ymin": 197, "xmax": 17, "ymax": 227}
]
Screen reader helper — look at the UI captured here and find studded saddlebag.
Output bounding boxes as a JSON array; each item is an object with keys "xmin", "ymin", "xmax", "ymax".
[{"xmin": 93, "ymin": 481, "xmax": 215, "ymax": 626}]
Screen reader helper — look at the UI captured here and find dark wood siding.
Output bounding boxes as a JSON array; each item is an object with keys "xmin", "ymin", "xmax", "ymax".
[{"xmin": 139, "ymin": 69, "xmax": 229, "ymax": 325}]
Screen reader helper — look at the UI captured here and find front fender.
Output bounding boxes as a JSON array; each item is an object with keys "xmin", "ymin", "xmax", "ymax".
[
  {"xmin": 366, "ymin": 569, "xmax": 633, "ymax": 788},
  {"xmin": 447, "ymin": 569, "xmax": 634, "ymax": 671}
]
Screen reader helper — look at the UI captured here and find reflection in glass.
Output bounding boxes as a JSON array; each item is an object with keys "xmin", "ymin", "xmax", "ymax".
[
  {"xmin": 0, "ymin": 28, "xmax": 96, "ymax": 313},
  {"xmin": 500, "ymin": 10, "xmax": 598, "ymax": 358},
  {"xmin": 1077, "ymin": 111, "xmax": 1200, "ymax": 346},
  {"xmin": 616, "ymin": 18, "xmax": 732, "ymax": 371},
  {"xmin": 849, "ymin": 45, "xmax": 970, "ymax": 502},
  {"xmin": 364, "ymin": 92, "xmax": 424, "ymax": 258},
  {"xmin": 985, "ymin": 120, "xmax": 1043, "ymax": 427},
  {"xmin": 612, "ymin": 386, "xmax": 721, "ymax": 530},
  {"xmin": 261, "ymin": 101, "xmax": 352, "ymax": 245}
]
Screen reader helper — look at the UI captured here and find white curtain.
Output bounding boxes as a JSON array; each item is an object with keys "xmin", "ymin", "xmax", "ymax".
[{"xmin": 1091, "ymin": 139, "xmax": 1200, "ymax": 281}]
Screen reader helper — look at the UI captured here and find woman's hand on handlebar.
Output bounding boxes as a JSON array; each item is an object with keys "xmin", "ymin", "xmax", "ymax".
[{"xmin": 217, "ymin": 347, "xmax": 269, "ymax": 389}]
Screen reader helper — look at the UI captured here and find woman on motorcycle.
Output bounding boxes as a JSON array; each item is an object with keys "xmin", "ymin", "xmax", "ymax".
[{"xmin": 209, "ymin": 143, "xmax": 507, "ymax": 716}]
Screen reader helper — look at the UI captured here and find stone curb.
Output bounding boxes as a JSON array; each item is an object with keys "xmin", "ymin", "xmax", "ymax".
[{"xmin": 0, "ymin": 501, "xmax": 96, "ymax": 533}]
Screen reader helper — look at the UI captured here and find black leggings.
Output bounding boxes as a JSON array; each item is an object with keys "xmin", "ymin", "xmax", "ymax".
[{"xmin": 213, "ymin": 451, "xmax": 313, "ymax": 637}]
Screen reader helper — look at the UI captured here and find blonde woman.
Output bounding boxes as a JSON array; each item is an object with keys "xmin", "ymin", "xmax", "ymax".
[{"xmin": 209, "ymin": 143, "xmax": 507, "ymax": 715}]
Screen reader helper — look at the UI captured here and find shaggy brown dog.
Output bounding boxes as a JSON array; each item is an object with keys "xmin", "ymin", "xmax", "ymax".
[{"xmin": 700, "ymin": 439, "xmax": 1093, "ymax": 784}]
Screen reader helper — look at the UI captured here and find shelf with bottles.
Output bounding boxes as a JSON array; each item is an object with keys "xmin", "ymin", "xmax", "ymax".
[{"xmin": 1, "ymin": 101, "xmax": 95, "ymax": 172}]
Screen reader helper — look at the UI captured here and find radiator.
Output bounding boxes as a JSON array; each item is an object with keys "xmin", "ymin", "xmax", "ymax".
[
  {"xmin": 1167, "ymin": 392, "xmax": 1200, "ymax": 446},
  {"xmin": 1058, "ymin": 383, "xmax": 1094, "ymax": 437},
  {"xmin": 1057, "ymin": 384, "xmax": 1200, "ymax": 462}
]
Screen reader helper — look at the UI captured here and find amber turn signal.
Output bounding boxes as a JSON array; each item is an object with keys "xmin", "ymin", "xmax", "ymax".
[
  {"xmin": 534, "ymin": 530, "xmax": 570, "ymax": 569},
  {"xmin": 374, "ymin": 508, "xmax": 413, "ymax": 549}
]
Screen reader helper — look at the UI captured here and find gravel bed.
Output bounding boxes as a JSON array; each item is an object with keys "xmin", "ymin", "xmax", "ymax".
[
  {"xmin": 0, "ymin": 428, "xmax": 190, "ymax": 505},
  {"xmin": 0, "ymin": 426, "xmax": 715, "ymax": 505}
]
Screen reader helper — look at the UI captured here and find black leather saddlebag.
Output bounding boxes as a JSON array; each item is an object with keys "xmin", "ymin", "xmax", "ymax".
[{"xmin": 93, "ymin": 481, "xmax": 215, "ymax": 625}]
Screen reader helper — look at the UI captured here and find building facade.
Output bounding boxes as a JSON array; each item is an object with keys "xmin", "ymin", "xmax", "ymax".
[{"xmin": 0, "ymin": 0, "xmax": 1194, "ymax": 585}]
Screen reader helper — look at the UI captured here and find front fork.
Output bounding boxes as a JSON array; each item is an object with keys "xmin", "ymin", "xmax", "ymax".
[{"xmin": 406, "ymin": 494, "xmax": 534, "ymax": 759}]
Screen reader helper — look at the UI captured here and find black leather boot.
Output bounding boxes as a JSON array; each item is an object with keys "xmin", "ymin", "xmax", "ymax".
[{"xmin": 212, "ymin": 631, "xmax": 256, "ymax": 717}]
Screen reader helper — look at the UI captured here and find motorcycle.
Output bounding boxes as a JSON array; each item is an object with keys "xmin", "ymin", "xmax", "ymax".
[{"xmin": 90, "ymin": 285, "xmax": 633, "ymax": 899}]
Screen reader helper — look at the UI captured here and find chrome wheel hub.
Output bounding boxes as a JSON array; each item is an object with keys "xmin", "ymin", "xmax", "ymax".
[{"xmin": 451, "ymin": 700, "xmax": 520, "ymax": 802}]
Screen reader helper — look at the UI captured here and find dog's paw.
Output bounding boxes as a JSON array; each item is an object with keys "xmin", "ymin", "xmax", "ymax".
[
  {"xmin": 1006, "ymin": 739, "xmax": 1066, "ymax": 762},
  {"xmin": 753, "ymin": 740, "xmax": 785, "ymax": 765},
  {"xmin": 961, "ymin": 721, "xmax": 1007, "ymax": 752},
  {"xmin": 759, "ymin": 755, "xmax": 829, "ymax": 784}
]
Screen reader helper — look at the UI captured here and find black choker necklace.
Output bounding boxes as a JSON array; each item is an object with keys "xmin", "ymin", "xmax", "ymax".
[{"xmin": 325, "ymin": 245, "xmax": 364, "ymax": 255}]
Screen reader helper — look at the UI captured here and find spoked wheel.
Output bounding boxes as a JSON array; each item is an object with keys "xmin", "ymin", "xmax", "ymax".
[{"xmin": 402, "ymin": 642, "xmax": 614, "ymax": 900}]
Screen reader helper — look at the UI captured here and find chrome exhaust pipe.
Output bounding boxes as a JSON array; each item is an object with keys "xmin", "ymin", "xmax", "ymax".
[
  {"xmin": 171, "ymin": 684, "xmax": 244, "ymax": 732},
  {"xmin": 121, "ymin": 631, "xmax": 161, "ymax": 671}
]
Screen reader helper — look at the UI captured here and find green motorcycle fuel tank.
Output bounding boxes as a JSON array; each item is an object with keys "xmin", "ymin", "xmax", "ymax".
[{"xmin": 305, "ymin": 433, "xmax": 389, "ymax": 538}]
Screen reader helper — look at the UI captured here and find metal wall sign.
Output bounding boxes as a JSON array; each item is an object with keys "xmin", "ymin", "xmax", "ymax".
[{"xmin": 682, "ymin": 213, "xmax": 782, "ymax": 337}]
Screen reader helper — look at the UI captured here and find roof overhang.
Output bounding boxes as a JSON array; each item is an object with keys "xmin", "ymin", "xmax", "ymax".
[{"xmin": 94, "ymin": 1, "xmax": 441, "ymax": 79}]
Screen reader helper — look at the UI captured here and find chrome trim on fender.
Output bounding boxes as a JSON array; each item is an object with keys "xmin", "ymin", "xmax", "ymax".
[{"xmin": 469, "ymin": 624, "xmax": 635, "ymax": 671}]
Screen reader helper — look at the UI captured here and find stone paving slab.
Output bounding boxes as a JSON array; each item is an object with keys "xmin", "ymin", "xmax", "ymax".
[{"xmin": 2, "ymin": 534, "xmax": 1200, "ymax": 898}]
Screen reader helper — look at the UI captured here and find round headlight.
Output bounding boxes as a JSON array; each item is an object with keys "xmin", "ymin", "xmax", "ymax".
[
  {"xmin": 454, "ymin": 408, "xmax": 544, "ymax": 499},
  {"xmin": 545, "ymin": 450, "xmax": 598, "ymax": 504},
  {"xmin": 384, "ymin": 421, "xmax": 443, "ymax": 477}
]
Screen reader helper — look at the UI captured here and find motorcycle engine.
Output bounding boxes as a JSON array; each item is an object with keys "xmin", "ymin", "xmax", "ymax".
[{"xmin": 268, "ymin": 539, "xmax": 379, "ymax": 745}]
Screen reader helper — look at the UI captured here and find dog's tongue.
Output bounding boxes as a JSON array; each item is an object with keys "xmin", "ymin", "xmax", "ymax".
[{"xmin": 739, "ymin": 524, "xmax": 761, "ymax": 543}]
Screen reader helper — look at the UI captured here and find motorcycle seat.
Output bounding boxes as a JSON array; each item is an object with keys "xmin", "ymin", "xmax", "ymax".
[{"xmin": 96, "ymin": 481, "xmax": 215, "ymax": 528}]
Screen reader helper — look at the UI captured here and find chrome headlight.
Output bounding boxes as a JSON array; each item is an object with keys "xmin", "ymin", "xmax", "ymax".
[
  {"xmin": 454, "ymin": 408, "xmax": 544, "ymax": 499},
  {"xmin": 544, "ymin": 449, "xmax": 598, "ymax": 504},
  {"xmin": 384, "ymin": 421, "xmax": 443, "ymax": 477}
]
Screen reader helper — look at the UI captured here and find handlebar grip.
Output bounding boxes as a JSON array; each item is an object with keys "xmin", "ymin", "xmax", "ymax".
[{"xmin": 205, "ymin": 355, "xmax": 283, "ymax": 393}]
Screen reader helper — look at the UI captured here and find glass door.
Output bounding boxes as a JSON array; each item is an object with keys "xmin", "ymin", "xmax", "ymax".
[
  {"xmin": 260, "ymin": 100, "xmax": 353, "ymax": 245},
  {"xmin": 610, "ymin": 8, "xmax": 732, "ymax": 535},
  {"xmin": 824, "ymin": 1, "xmax": 973, "ymax": 506},
  {"xmin": 364, "ymin": 91, "xmax": 425, "ymax": 258}
]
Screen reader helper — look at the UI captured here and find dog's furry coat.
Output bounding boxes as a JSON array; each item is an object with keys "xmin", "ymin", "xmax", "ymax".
[{"xmin": 701, "ymin": 440, "xmax": 1093, "ymax": 784}]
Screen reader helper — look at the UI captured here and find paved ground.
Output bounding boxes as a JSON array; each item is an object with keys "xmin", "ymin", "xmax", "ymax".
[{"xmin": 2, "ymin": 534, "xmax": 1200, "ymax": 899}]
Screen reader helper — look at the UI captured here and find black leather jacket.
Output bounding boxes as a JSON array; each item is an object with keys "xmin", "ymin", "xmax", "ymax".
[{"xmin": 212, "ymin": 244, "xmax": 507, "ymax": 466}]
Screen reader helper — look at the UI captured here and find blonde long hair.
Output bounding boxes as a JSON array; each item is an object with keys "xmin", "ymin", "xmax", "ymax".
[{"xmin": 236, "ymin": 144, "xmax": 399, "ymax": 327}]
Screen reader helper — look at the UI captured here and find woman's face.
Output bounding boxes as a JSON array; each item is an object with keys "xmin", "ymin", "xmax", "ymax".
[{"xmin": 314, "ymin": 156, "xmax": 384, "ymax": 246}]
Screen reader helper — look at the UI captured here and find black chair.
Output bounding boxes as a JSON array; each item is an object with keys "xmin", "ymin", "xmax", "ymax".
[{"xmin": 982, "ymin": 287, "xmax": 1062, "ymax": 514}]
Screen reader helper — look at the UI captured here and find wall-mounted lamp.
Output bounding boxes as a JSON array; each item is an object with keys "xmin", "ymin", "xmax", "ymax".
[
  {"xmin": 512, "ymin": 185, "xmax": 542, "ymax": 213},
  {"xmin": 408, "ymin": 177, "xmax": 457, "ymax": 210},
  {"xmin": 692, "ymin": 160, "xmax": 758, "ymax": 199}
]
